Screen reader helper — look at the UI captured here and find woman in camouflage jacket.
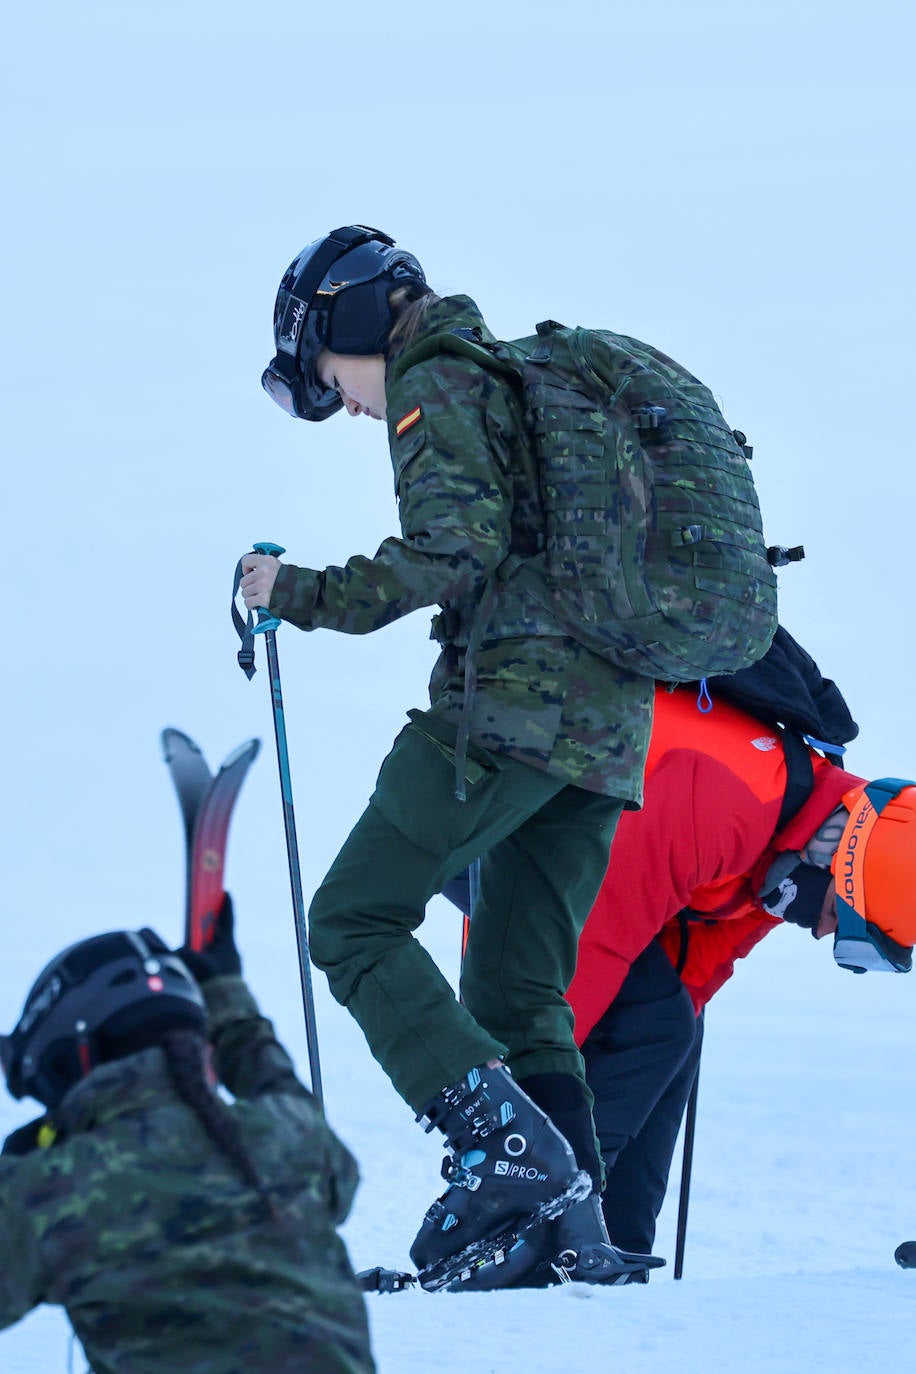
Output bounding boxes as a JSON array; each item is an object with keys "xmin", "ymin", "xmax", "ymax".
[
  {"xmin": 0, "ymin": 898, "xmax": 374, "ymax": 1373},
  {"xmin": 244, "ymin": 225, "xmax": 659, "ymax": 1289}
]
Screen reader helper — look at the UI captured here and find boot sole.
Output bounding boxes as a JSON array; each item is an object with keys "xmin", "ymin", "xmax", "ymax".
[{"xmin": 416, "ymin": 1169, "xmax": 592, "ymax": 1292}]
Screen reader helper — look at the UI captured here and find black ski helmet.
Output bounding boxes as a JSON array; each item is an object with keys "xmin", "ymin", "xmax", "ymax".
[
  {"xmin": 261, "ymin": 224, "xmax": 427, "ymax": 422},
  {"xmin": 0, "ymin": 929, "xmax": 207, "ymax": 1109}
]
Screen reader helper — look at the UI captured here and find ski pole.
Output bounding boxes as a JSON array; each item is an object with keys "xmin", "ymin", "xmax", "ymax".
[
  {"xmin": 458, "ymin": 858, "xmax": 481, "ymax": 999},
  {"xmin": 673, "ymin": 1044, "xmax": 701, "ymax": 1279},
  {"xmin": 232, "ymin": 542, "xmax": 324, "ymax": 1108}
]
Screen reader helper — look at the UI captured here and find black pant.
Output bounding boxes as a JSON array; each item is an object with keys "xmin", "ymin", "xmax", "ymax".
[{"xmin": 582, "ymin": 939, "xmax": 703, "ymax": 1253}]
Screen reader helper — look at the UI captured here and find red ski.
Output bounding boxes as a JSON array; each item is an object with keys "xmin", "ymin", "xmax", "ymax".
[{"xmin": 161, "ymin": 729, "xmax": 261, "ymax": 950}]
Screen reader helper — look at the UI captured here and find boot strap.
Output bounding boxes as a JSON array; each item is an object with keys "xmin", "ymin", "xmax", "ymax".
[
  {"xmin": 441, "ymin": 1156, "xmax": 482, "ymax": 1191},
  {"xmin": 445, "ymin": 1109, "xmax": 506, "ymax": 1153}
]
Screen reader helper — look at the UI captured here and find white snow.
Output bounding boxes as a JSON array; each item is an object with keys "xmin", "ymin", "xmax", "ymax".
[
  {"xmin": 2, "ymin": 911, "xmax": 914, "ymax": 1372},
  {"xmin": 3, "ymin": 0, "xmax": 915, "ymax": 1369}
]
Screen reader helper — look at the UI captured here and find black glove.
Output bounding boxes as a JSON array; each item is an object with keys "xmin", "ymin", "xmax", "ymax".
[
  {"xmin": 2, "ymin": 1116, "xmax": 57, "ymax": 1156},
  {"xmin": 176, "ymin": 893, "xmax": 243, "ymax": 983}
]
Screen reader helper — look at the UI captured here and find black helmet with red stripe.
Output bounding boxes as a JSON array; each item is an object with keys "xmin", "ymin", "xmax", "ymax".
[
  {"xmin": 0, "ymin": 930, "xmax": 206, "ymax": 1108},
  {"xmin": 261, "ymin": 225, "xmax": 427, "ymax": 422}
]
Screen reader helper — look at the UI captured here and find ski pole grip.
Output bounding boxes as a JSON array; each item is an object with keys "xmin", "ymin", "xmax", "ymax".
[{"xmin": 251, "ymin": 542, "xmax": 286, "ymax": 634}]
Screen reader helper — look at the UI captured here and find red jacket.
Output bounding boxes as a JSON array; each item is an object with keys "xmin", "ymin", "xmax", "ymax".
[{"xmin": 567, "ymin": 684, "xmax": 861, "ymax": 1043}]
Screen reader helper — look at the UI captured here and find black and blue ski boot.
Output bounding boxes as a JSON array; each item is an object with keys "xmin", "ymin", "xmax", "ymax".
[
  {"xmin": 445, "ymin": 1070, "xmax": 666, "ymax": 1292},
  {"xmin": 410, "ymin": 1064, "xmax": 590, "ymax": 1289},
  {"xmin": 446, "ymin": 1203, "xmax": 663, "ymax": 1291},
  {"xmin": 445, "ymin": 1230, "xmax": 554, "ymax": 1292},
  {"xmin": 547, "ymin": 1194, "xmax": 665, "ymax": 1284}
]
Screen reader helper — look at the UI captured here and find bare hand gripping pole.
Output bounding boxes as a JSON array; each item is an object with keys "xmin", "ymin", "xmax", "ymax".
[{"xmin": 232, "ymin": 542, "xmax": 324, "ymax": 1107}]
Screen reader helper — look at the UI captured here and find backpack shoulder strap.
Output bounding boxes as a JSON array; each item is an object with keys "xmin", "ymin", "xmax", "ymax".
[
  {"xmin": 672, "ymin": 729, "xmax": 815, "ymax": 977},
  {"xmin": 775, "ymin": 725, "xmax": 816, "ymax": 833}
]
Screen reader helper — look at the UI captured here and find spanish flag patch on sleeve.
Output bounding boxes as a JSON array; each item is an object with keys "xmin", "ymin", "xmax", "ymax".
[{"xmin": 396, "ymin": 405, "xmax": 422, "ymax": 437}]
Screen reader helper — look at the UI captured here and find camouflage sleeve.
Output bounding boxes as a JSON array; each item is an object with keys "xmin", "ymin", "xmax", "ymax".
[
  {"xmin": 202, "ymin": 975, "xmax": 315, "ymax": 1106},
  {"xmin": 204, "ymin": 979, "xmax": 362, "ymax": 1224},
  {"xmin": 268, "ymin": 356, "xmax": 518, "ymax": 633},
  {"xmin": 0, "ymin": 1164, "xmax": 41, "ymax": 1328}
]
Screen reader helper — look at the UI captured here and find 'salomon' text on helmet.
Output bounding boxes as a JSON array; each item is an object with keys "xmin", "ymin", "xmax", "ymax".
[
  {"xmin": 831, "ymin": 778, "xmax": 916, "ymax": 972},
  {"xmin": 0, "ymin": 929, "xmax": 207, "ymax": 1109},
  {"xmin": 261, "ymin": 224, "xmax": 427, "ymax": 422}
]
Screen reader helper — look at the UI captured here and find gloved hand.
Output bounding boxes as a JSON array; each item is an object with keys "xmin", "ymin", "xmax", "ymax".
[
  {"xmin": 176, "ymin": 893, "xmax": 243, "ymax": 983},
  {"xmin": 2, "ymin": 1115, "xmax": 57, "ymax": 1157}
]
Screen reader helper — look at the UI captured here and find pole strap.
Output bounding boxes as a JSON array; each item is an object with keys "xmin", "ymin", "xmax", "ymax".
[
  {"xmin": 231, "ymin": 558, "xmax": 258, "ymax": 680},
  {"xmin": 231, "ymin": 544, "xmax": 284, "ymax": 678}
]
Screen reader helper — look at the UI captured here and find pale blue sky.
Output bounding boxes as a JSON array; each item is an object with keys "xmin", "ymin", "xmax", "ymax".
[{"xmin": 2, "ymin": 0, "xmax": 913, "ymax": 1004}]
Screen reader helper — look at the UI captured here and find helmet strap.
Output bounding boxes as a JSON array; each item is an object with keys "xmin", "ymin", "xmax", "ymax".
[{"xmin": 75, "ymin": 1019, "xmax": 93, "ymax": 1078}]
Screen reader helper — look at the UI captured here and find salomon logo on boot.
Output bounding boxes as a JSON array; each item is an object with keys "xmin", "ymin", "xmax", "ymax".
[
  {"xmin": 493, "ymin": 1161, "xmax": 547, "ymax": 1180},
  {"xmin": 409, "ymin": 1064, "xmax": 590, "ymax": 1287}
]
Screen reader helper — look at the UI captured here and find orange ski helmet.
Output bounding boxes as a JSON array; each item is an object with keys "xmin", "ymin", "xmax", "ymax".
[{"xmin": 832, "ymin": 777, "xmax": 916, "ymax": 950}]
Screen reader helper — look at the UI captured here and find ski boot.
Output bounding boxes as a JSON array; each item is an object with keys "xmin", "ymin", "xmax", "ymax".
[
  {"xmin": 547, "ymin": 1194, "xmax": 664, "ymax": 1285},
  {"xmin": 446, "ymin": 1204, "xmax": 662, "ymax": 1291},
  {"xmin": 445, "ymin": 1230, "xmax": 554, "ymax": 1292},
  {"xmin": 410, "ymin": 1063, "xmax": 590, "ymax": 1289}
]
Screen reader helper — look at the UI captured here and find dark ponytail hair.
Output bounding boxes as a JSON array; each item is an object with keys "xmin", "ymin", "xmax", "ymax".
[
  {"xmin": 160, "ymin": 1030, "xmax": 281, "ymax": 1222},
  {"xmin": 386, "ymin": 283, "xmax": 441, "ymax": 353}
]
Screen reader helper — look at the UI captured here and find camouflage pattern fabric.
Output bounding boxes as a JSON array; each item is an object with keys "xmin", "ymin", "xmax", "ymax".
[
  {"xmin": 269, "ymin": 295, "xmax": 653, "ymax": 804},
  {"xmin": 0, "ymin": 977, "xmax": 375, "ymax": 1374},
  {"xmin": 390, "ymin": 320, "xmax": 778, "ymax": 681}
]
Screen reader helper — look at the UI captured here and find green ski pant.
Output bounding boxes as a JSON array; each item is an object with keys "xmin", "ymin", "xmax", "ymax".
[{"xmin": 308, "ymin": 712, "xmax": 623, "ymax": 1114}]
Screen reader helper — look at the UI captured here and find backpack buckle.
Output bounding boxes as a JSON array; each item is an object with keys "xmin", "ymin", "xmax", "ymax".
[
  {"xmin": 766, "ymin": 544, "xmax": 805, "ymax": 567},
  {"xmin": 632, "ymin": 404, "xmax": 667, "ymax": 429}
]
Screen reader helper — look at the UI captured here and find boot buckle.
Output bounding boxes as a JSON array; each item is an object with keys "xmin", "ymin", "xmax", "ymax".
[{"xmin": 441, "ymin": 1156, "xmax": 482, "ymax": 1192}]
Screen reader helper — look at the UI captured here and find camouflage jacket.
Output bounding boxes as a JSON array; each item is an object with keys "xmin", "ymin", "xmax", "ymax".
[
  {"xmin": 269, "ymin": 295, "xmax": 652, "ymax": 802},
  {"xmin": 0, "ymin": 977, "xmax": 374, "ymax": 1374}
]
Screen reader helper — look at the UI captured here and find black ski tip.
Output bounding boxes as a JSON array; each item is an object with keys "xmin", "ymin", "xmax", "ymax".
[
  {"xmin": 160, "ymin": 727, "xmax": 205, "ymax": 762},
  {"xmin": 895, "ymin": 1241, "xmax": 916, "ymax": 1269}
]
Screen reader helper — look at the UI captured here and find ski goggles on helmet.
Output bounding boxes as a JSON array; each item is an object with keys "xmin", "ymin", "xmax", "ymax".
[
  {"xmin": 261, "ymin": 224, "xmax": 425, "ymax": 422},
  {"xmin": 831, "ymin": 777, "xmax": 916, "ymax": 974},
  {"xmin": 261, "ymin": 348, "xmax": 340, "ymax": 422},
  {"xmin": 262, "ymin": 225, "xmax": 385, "ymax": 422},
  {"xmin": 261, "ymin": 227, "xmax": 363, "ymax": 422}
]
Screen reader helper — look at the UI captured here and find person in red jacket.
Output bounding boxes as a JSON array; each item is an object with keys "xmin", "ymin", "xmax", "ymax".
[{"xmin": 446, "ymin": 653, "xmax": 916, "ymax": 1289}]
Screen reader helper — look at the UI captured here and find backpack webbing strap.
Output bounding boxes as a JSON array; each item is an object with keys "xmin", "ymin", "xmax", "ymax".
[
  {"xmin": 775, "ymin": 726, "xmax": 815, "ymax": 833},
  {"xmin": 674, "ymin": 910, "xmax": 691, "ymax": 975}
]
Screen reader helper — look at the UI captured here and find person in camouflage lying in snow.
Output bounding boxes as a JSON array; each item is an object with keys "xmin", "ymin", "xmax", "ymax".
[
  {"xmin": 243, "ymin": 223, "xmax": 672, "ymax": 1289},
  {"xmin": 0, "ymin": 896, "xmax": 375, "ymax": 1374}
]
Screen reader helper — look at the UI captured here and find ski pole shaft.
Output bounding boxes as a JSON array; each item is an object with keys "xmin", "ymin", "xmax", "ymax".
[
  {"xmin": 458, "ymin": 858, "xmax": 481, "ymax": 1001},
  {"xmin": 673, "ymin": 1049, "xmax": 701, "ymax": 1280},
  {"xmin": 468, "ymin": 858, "xmax": 481, "ymax": 920},
  {"xmin": 259, "ymin": 624, "xmax": 324, "ymax": 1107},
  {"xmin": 245, "ymin": 541, "xmax": 324, "ymax": 1108}
]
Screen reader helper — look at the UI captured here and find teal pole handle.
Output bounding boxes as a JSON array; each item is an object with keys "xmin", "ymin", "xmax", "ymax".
[{"xmin": 251, "ymin": 542, "xmax": 285, "ymax": 634}]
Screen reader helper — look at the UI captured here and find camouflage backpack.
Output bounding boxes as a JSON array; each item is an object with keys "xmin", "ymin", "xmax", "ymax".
[{"xmin": 398, "ymin": 319, "xmax": 779, "ymax": 681}]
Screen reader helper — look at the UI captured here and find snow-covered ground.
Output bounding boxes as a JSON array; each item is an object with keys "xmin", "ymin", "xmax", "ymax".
[{"xmin": 1, "ymin": 897, "xmax": 914, "ymax": 1372}]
